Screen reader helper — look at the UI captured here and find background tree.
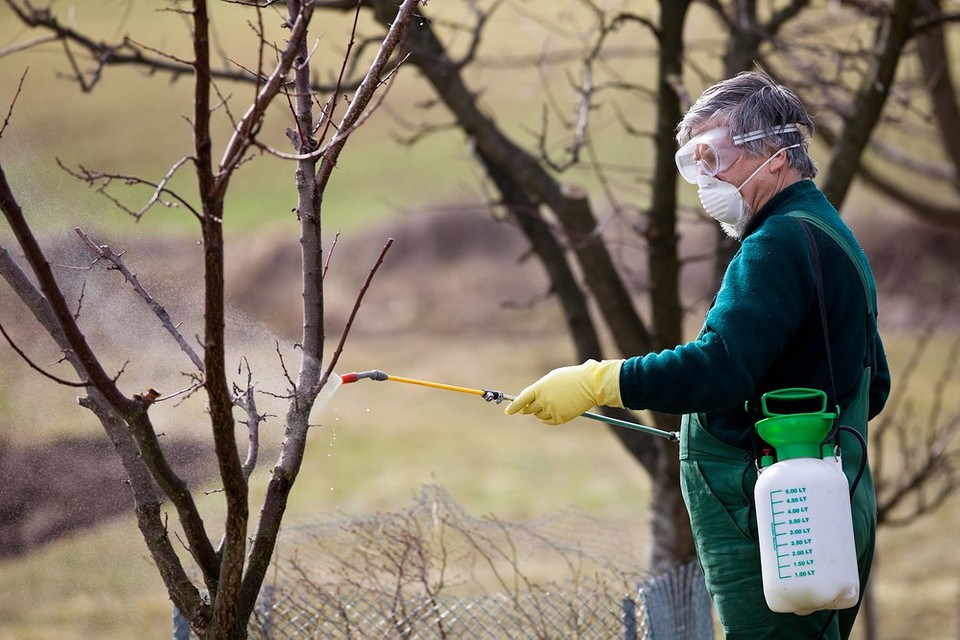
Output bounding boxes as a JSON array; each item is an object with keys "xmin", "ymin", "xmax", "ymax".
[
  {"xmin": 0, "ymin": 0, "xmax": 421, "ymax": 637},
  {"xmin": 340, "ymin": 0, "xmax": 960, "ymax": 568}
]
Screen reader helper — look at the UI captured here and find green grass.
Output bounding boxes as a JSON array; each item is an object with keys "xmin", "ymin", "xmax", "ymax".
[{"xmin": 0, "ymin": 516, "xmax": 170, "ymax": 640}]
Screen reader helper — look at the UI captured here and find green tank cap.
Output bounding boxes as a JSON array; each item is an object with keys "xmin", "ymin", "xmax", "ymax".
[{"xmin": 755, "ymin": 388, "xmax": 838, "ymax": 460}]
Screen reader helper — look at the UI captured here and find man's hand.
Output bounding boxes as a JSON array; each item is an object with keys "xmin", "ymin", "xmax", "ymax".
[{"xmin": 504, "ymin": 359, "xmax": 624, "ymax": 425}]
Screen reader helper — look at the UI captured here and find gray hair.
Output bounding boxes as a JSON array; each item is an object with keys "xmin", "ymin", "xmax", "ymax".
[{"xmin": 677, "ymin": 72, "xmax": 817, "ymax": 179}]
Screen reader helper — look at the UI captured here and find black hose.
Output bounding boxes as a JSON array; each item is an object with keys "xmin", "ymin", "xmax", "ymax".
[
  {"xmin": 813, "ymin": 424, "xmax": 869, "ymax": 639},
  {"xmin": 838, "ymin": 425, "xmax": 868, "ymax": 499}
]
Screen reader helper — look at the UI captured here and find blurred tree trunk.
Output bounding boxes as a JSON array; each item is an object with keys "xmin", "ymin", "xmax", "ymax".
[
  {"xmin": 379, "ymin": 0, "xmax": 696, "ymax": 566},
  {"xmin": 820, "ymin": 0, "xmax": 914, "ymax": 209},
  {"xmin": 917, "ymin": 0, "xmax": 960, "ymax": 178},
  {"xmin": 643, "ymin": 0, "xmax": 696, "ymax": 568}
]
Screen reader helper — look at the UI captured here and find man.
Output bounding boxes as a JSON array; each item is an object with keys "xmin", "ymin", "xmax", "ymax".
[{"xmin": 505, "ymin": 71, "xmax": 890, "ymax": 639}]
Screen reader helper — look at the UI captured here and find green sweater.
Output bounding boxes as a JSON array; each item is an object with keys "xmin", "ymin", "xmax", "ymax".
[{"xmin": 619, "ymin": 179, "xmax": 891, "ymax": 449}]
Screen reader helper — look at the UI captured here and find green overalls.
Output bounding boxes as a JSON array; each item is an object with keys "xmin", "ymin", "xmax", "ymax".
[{"xmin": 679, "ymin": 367, "xmax": 876, "ymax": 639}]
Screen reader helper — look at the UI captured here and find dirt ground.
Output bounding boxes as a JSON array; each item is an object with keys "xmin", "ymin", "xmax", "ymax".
[
  {"xmin": 1, "ymin": 205, "xmax": 958, "ymax": 558},
  {"xmin": 0, "ymin": 435, "xmax": 210, "ymax": 558}
]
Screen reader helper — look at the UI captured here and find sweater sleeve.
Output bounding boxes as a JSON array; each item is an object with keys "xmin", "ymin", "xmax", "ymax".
[{"xmin": 619, "ymin": 215, "xmax": 815, "ymax": 413}]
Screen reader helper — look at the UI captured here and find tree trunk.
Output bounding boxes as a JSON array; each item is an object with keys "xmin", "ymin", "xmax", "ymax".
[{"xmin": 821, "ymin": 0, "xmax": 914, "ymax": 210}]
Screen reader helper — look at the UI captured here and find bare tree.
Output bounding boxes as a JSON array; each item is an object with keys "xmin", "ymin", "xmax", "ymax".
[{"xmin": 0, "ymin": 0, "xmax": 422, "ymax": 637}]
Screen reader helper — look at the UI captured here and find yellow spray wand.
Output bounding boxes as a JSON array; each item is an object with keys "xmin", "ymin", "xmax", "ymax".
[{"xmin": 340, "ymin": 369, "xmax": 678, "ymax": 442}]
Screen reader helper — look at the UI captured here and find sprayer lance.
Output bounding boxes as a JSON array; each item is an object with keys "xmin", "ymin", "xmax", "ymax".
[{"xmin": 340, "ymin": 369, "xmax": 678, "ymax": 442}]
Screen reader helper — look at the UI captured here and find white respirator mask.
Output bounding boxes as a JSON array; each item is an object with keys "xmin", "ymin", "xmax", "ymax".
[
  {"xmin": 695, "ymin": 145, "xmax": 798, "ymax": 227},
  {"xmin": 696, "ymin": 173, "xmax": 748, "ymax": 226},
  {"xmin": 676, "ymin": 124, "xmax": 802, "ymax": 232}
]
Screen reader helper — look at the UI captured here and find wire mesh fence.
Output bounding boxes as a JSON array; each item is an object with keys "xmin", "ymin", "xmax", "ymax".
[
  {"xmin": 243, "ymin": 565, "xmax": 711, "ymax": 639},
  {"xmin": 173, "ymin": 485, "xmax": 713, "ymax": 639}
]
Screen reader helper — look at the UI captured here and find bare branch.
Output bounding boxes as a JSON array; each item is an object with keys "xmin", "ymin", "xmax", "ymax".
[
  {"xmin": 0, "ymin": 319, "xmax": 88, "ymax": 387},
  {"xmin": 234, "ymin": 358, "xmax": 264, "ymax": 480},
  {"xmin": 275, "ymin": 340, "xmax": 297, "ymax": 393},
  {"xmin": 0, "ymin": 164, "xmax": 132, "ymax": 412},
  {"xmin": 0, "ymin": 162, "xmax": 220, "ymax": 592},
  {"xmin": 74, "ymin": 228, "xmax": 206, "ymax": 373},
  {"xmin": 58, "ymin": 159, "xmax": 202, "ymax": 222},
  {"xmin": 0, "ymin": 68, "xmax": 29, "ymax": 140},
  {"xmin": 319, "ymin": 237, "xmax": 394, "ymax": 393},
  {"xmin": 314, "ymin": 2, "xmax": 418, "ymax": 194},
  {"xmin": 0, "ymin": 34, "xmax": 59, "ymax": 59},
  {"xmin": 214, "ymin": 3, "xmax": 316, "ymax": 195},
  {"xmin": 322, "ymin": 231, "xmax": 340, "ymax": 280},
  {"xmin": 820, "ymin": 0, "xmax": 916, "ymax": 209},
  {"xmin": 313, "ymin": 0, "xmax": 365, "ymax": 152}
]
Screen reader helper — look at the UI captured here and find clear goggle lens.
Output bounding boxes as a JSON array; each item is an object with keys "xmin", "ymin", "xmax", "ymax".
[
  {"xmin": 674, "ymin": 128, "xmax": 739, "ymax": 184},
  {"xmin": 674, "ymin": 124, "xmax": 802, "ymax": 184}
]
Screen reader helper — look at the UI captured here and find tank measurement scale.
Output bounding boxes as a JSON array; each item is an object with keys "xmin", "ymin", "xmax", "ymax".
[{"xmin": 769, "ymin": 485, "xmax": 815, "ymax": 579}]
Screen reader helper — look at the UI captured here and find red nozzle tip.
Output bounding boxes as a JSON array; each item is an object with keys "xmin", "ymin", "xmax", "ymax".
[{"xmin": 341, "ymin": 373, "xmax": 358, "ymax": 384}]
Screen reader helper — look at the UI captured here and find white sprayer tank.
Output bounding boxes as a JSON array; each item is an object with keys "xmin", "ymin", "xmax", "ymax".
[{"xmin": 753, "ymin": 388, "xmax": 860, "ymax": 615}]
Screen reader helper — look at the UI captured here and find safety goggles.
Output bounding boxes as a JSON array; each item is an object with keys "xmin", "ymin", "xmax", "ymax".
[{"xmin": 675, "ymin": 124, "xmax": 801, "ymax": 184}]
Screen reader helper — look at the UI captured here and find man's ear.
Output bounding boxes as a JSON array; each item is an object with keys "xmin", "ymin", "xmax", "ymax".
[{"xmin": 768, "ymin": 148, "xmax": 790, "ymax": 172}]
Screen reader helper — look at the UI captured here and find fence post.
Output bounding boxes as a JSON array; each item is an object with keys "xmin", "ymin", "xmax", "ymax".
[
  {"xmin": 172, "ymin": 590, "xmax": 208, "ymax": 640},
  {"xmin": 638, "ymin": 561, "xmax": 713, "ymax": 639},
  {"xmin": 621, "ymin": 597, "xmax": 639, "ymax": 640},
  {"xmin": 172, "ymin": 607, "xmax": 193, "ymax": 640}
]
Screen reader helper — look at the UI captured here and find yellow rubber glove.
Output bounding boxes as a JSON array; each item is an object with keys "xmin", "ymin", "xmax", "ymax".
[{"xmin": 504, "ymin": 359, "xmax": 624, "ymax": 425}]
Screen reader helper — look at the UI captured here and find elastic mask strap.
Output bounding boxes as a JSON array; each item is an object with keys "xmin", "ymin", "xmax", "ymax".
[{"xmin": 736, "ymin": 144, "xmax": 800, "ymax": 192}]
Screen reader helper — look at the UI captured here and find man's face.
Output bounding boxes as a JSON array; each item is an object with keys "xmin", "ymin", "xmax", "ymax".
[{"xmin": 692, "ymin": 121, "xmax": 790, "ymax": 212}]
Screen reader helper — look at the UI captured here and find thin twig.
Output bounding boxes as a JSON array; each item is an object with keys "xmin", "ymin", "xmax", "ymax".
[
  {"xmin": 276, "ymin": 340, "xmax": 297, "ymax": 392},
  {"xmin": 318, "ymin": 237, "xmax": 394, "ymax": 394},
  {"xmin": 0, "ymin": 319, "xmax": 88, "ymax": 387},
  {"xmin": 58, "ymin": 160, "xmax": 202, "ymax": 221},
  {"xmin": 0, "ymin": 34, "xmax": 59, "ymax": 59},
  {"xmin": 215, "ymin": 3, "xmax": 315, "ymax": 187},
  {"xmin": 235, "ymin": 357, "xmax": 263, "ymax": 480},
  {"xmin": 322, "ymin": 231, "xmax": 340, "ymax": 280},
  {"xmin": 0, "ymin": 68, "xmax": 29, "ymax": 140},
  {"xmin": 314, "ymin": 0, "xmax": 364, "ymax": 151},
  {"xmin": 314, "ymin": 0, "xmax": 417, "ymax": 195},
  {"xmin": 159, "ymin": 381, "xmax": 206, "ymax": 405}
]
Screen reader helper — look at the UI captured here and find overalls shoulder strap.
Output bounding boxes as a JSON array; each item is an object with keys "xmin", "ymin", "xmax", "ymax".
[
  {"xmin": 785, "ymin": 211, "xmax": 875, "ymax": 317},
  {"xmin": 785, "ymin": 211, "xmax": 876, "ymax": 476}
]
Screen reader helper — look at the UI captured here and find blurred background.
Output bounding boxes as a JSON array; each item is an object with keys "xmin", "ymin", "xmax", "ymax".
[{"xmin": 1, "ymin": 1, "xmax": 959, "ymax": 638}]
